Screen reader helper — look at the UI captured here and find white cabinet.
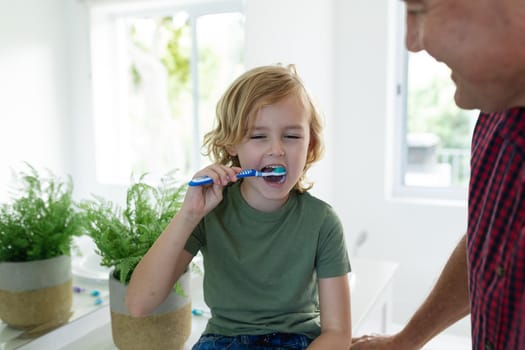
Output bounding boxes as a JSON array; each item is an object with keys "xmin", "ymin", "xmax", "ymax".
[{"xmin": 351, "ymin": 258, "xmax": 398, "ymax": 335}]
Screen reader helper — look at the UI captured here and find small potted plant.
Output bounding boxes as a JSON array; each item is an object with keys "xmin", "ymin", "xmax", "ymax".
[
  {"xmin": 80, "ymin": 171, "xmax": 191, "ymax": 350},
  {"xmin": 0, "ymin": 164, "xmax": 83, "ymax": 329}
]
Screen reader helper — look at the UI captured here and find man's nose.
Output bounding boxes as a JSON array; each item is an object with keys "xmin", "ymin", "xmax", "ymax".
[{"xmin": 405, "ymin": 13, "xmax": 423, "ymax": 52}]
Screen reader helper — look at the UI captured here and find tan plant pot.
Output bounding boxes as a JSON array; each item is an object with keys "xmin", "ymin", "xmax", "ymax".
[
  {"xmin": 109, "ymin": 270, "xmax": 192, "ymax": 350},
  {"xmin": 0, "ymin": 255, "xmax": 73, "ymax": 329}
]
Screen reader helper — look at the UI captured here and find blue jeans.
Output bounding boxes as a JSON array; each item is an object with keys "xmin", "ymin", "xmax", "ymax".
[{"xmin": 191, "ymin": 333, "xmax": 313, "ymax": 350}]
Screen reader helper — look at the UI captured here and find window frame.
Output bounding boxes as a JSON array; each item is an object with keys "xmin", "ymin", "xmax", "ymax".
[
  {"xmin": 88, "ymin": 0, "xmax": 244, "ymax": 186},
  {"xmin": 390, "ymin": 2, "xmax": 468, "ymax": 202}
]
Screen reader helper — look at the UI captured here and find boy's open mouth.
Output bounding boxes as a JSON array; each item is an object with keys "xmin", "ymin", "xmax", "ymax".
[{"xmin": 261, "ymin": 165, "xmax": 286, "ymax": 184}]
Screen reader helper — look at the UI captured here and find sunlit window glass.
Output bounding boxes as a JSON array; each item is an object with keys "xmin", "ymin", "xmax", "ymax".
[{"xmin": 403, "ymin": 51, "xmax": 477, "ymax": 188}]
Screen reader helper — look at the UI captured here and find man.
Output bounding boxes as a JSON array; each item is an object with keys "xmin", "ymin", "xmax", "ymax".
[{"xmin": 351, "ymin": 0, "xmax": 525, "ymax": 349}]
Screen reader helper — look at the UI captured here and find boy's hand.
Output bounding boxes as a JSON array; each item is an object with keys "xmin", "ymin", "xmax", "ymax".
[{"xmin": 181, "ymin": 165, "xmax": 241, "ymax": 220}]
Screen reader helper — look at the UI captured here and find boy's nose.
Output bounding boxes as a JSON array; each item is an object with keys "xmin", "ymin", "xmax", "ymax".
[{"xmin": 267, "ymin": 141, "xmax": 285, "ymax": 157}]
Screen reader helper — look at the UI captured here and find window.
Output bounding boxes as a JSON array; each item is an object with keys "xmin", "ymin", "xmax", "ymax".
[
  {"xmin": 90, "ymin": 0, "xmax": 245, "ymax": 185},
  {"xmin": 393, "ymin": 6, "xmax": 477, "ymax": 200}
]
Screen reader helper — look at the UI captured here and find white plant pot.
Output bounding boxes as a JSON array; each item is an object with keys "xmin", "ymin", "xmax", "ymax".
[
  {"xmin": 0, "ymin": 255, "xmax": 72, "ymax": 328},
  {"xmin": 108, "ymin": 269, "xmax": 192, "ymax": 350}
]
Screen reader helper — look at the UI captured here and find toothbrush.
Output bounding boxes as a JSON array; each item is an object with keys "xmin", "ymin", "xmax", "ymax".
[{"xmin": 188, "ymin": 167, "xmax": 286, "ymax": 187}]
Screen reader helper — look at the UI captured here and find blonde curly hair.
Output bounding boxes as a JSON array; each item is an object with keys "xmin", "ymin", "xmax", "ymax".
[{"xmin": 202, "ymin": 64, "xmax": 324, "ymax": 192}]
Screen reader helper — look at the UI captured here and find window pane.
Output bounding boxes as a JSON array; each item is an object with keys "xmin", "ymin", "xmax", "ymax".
[
  {"xmin": 125, "ymin": 14, "xmax": 193, "ymax": 180},
  {"xmin": 196, "ymin": 13, "xmax": 245, "ymax": 168},
  {"xmin": 404, "ymin": 51, "xmax": 477, "ymax": 188}
]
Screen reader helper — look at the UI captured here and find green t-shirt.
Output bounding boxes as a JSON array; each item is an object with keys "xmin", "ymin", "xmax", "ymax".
[{"xmin": 184, "ymin": 182, "xmax": 350, "ymax": 339}]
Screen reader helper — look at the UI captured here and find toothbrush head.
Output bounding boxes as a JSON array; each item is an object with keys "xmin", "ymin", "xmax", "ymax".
[
  {"xmin": 261, "ymin": 166, "xmax": 286, "ymax": 184},
  {"xmin": 267, "ymin": 166, "xmax": 286, "ymax": 175},
  {"xmin": 261, "ymin": 166, "xmax": 286, "ymax": 176}
]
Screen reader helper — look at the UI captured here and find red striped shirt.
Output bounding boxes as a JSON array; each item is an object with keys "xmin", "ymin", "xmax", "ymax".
[{"xmin": 468, "ymin": 107, "xmax": 525, "ymax": 350}]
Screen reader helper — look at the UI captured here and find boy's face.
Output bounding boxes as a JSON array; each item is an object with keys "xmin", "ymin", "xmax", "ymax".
[
  {"xmin": 228, "ymin": 95, "xmax": 310, "ymax": 212},
  {"xmin": 404, "ymin": 0, "xmax": 525, "ymax": 112}
]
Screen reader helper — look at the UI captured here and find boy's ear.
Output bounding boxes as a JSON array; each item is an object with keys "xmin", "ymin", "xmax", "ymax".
[{"xmin": 226, "ymin": 145, "xmax": 237, "ymax": 156}]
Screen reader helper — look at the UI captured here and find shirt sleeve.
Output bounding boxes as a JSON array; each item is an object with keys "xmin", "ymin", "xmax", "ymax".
[
  {"xmin": 315, "ymin": 205, "xmax": 351, "ymax": 278},
  {"xmin": 184, "ymin": 220, "xmax": 205, "ymax": 255}
]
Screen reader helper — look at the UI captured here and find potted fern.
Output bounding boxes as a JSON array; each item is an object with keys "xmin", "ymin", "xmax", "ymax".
[
  {"xmin": 80, "ymin": 171, "xmax": 191, "ymax": 350},
  {"xmin": 0, "ymin": 164, "xmax": 83, "ymax": 329}
]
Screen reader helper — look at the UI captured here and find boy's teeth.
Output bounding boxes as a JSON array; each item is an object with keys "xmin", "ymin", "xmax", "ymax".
[{"xmin": 261, "ymin": 165, "xmax": 283, "ymax": 172}]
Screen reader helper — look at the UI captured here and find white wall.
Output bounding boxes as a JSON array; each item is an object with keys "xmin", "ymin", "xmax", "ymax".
[
  {"xmin": 0, "ymin": 0, "xmax": 470, "ymax": 337},
  {"xmin": 0, "ymin": 0, "xmax": 71, "ymax": 200},
  {"xmin": 244, "ymin": 0, "xmax": 335, "ymax": 205}
]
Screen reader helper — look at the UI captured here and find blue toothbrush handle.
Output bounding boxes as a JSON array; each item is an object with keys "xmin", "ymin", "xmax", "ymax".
[
  {"xmin": 188, "ymin": 176, "xmax": 214, "ymax": 187},
  {"xmin": 236, "ymin": 169, "xmax": 258, "ymax": 178},
  {"xmin": 188, "ymin": 169, "xmax": 261, "ymax": 186}
]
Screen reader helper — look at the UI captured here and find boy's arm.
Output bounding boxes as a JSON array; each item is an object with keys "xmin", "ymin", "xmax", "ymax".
[
  {"xmin": 308, "ymin": 274, "xmax": 352, "ymax": 349},
  {"xmin": 125, "ymin": 164, "xmax": 239, "ymax": 317},
  {"xmin": 351, "ymin": 234, "xmax": 470, "ymax": 349},
  {"xmin": 125, "ymin": 211, "xmax": 199, "ymax": 317}
]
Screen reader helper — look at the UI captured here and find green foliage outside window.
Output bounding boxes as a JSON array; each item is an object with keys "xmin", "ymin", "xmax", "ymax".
[
  {"xmin": 129, "ymin": 16, "xmax": 192, "ymax": 120},
  {"xmin": 160, "ymin": 17, "xmax": 191, "ymax": 90},
  {"xmin": 407, "ymin": 73, "xmax": 473, "ymax": 149}
]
